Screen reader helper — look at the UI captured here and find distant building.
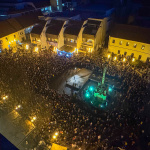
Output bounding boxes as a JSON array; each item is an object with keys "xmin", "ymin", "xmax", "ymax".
[
  {"xmin": 81, "ymin": 18, "xmax": 108, "ymax": 52},
  {"xmin": 108, "ymin": 23, "xmax": 150, "ymax": 62},
  {"xmin": 50, "ymin": 0, "xmax": 62, "ymax": 12},
  {"xmin": 64, "ymin": 20, "xmax": 85, "ymax": 52},
  {"xmin": 46, "ymin": 19, "xmax": 67, "ymax": 50},
  {"xmin": 30, "ymin": 22, "xmax": 46, "ymax": 46},
  {"xmin": 0, "ymin": 13, "xmax": 41, "ymax": 52}
]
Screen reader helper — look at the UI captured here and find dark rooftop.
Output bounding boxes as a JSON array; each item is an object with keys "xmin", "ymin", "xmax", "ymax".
[
  {"xmin": 46, "ymin": 19, "xmax": 65, "ymax": 35},
  {"xmin": 64, "ymin": 20, "xmax": 84, "ymax": 36},
  {"xmin": 0, "ymin": 20, "xmax": 16, "ymax": 38},
  {"xmin": 110, "ymin": 23, "xmax": 150, "ymax": 44},
  {"xmin": 15, "ymin": 11, "xmax": 42, "ymax": 28},
  {"xmin": 83, "ymin": 19, "xmax": 101, "ymax": 36},
  {"xmin": 31, "ymin": 25, "xmax": 44, "ymax": 35}
]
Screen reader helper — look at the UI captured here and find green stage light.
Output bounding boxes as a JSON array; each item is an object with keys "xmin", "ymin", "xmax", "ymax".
[
  {"xmin": 85, "ymin": 93, "xmax": 90, "ymax": 98},
  {"xmin": 108, "ymin": 87, "xmax": 112, "ymax": 92},
  {"xmin": 89, "ymin": 86, "xmax": 94, "ymax": 91}
]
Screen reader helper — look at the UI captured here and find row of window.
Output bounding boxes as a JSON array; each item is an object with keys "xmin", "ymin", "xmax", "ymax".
[
  {"xmin": 65, "ymin": 38, "xmax": 77, "ymax": 43},
  {"xmin": 112, "ymin": 39, "xmax": 145, "ymax": 50},
  {"xmin": 116, "ymin": 50, "xmax": 142, "ymax": 59},
  {"xmin": 47, "ymin": 38, "xmax": 58, "ymax": 42}
]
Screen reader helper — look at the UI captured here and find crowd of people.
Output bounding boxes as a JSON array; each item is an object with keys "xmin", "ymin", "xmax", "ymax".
[{"xmin": 0, "ymin": 51, "xmax": 150, "ymax": 150}]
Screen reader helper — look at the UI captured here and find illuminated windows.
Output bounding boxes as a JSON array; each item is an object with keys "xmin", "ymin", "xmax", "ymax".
[
  {"xmin": 119, "ymin": 41, "xmax": 122, "ymax": 45},
  {"xmin": 126, "ymin": 42, "xmax": 129, "ymax": 46},
  {"xmin": 133, "ymin": 44, "xmax": 137, "ymax": 48},
  {"xmin": 141, "ymin": 45, "xmax": 145, "ymax": 50}
]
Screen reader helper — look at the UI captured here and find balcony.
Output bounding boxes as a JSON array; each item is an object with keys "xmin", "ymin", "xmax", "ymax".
[
  {"xmin": 82, "ymin": 42, "xmax": 93, "ymax": 47},
  {"xmin": 64, "ymin": 41, "xmax": 77, "ymax": 47}
]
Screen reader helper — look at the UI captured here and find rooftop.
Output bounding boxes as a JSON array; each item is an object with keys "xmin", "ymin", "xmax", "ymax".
[
  {"xmin": 64, "ymin": 20, "xmax": 84, "ymax": 36},
  {"xmin": 110, "ymin": 23, "xmax": 150, "ymax": 44},
  {"xmin": 46, "ymin": 19, "xmax": 65, "ymax": 35},
  {"xmin": 83, "ymin": 19, "xmax": 101, "ymax": 36},
  {"xmin": 0, "ymin": 12, "xmax": 41, "ymax": 38}
]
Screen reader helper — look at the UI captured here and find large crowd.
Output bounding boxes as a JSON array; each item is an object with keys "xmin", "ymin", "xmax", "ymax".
[{"xmin": 0, "ymin": 51, "xmax": 150, "ymax": 150}]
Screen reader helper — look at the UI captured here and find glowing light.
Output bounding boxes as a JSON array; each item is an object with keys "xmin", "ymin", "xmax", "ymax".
[
  {"xmin": 123, "ymin": 58, "xmax": 126, "ymax": 62},
  {"xmin": 55, "ymin": 132, "xmax": 58, "ymax": 136},
  {"xmin": 11, "ymin": 41, "xmax": 13, "ymax": 43},
  {"xmin": 35, "ymin": 47, "xmax": 38, "ymax": 52},
  {"xmin": 15, "ymin": 105, "xmax": 21, "ymax": 110},
  {"xmin": 100, "ymin": 105, "xmax": 104, "ymax": 108},
  {"xmin": 2, "ymin": 95, "xmax": 8, "ymax": 100},
  {"xmin": 9, "ymin": 42, "xmax": 11, "ymax": 44},
  {"xmin": 108, "ymin": 87, "xmax": 112, "ymax": 92},
  {"xmin": 107, "ymin": 54, "xmax": 111, "ymax": 58},
  {"xmin": 53, "ymin": 135, "xmax": 56, "ymax": 139},
  {"xmin": 26, "ymin": 45, "xmax": 29, "ymax": 50},
  {"xmin": 114, "ymin": 56, "xmax": 117, "ymax": 61},
  {"xmin": 66, "ymin": 54, "xmax": 69, "ymax": 57},
  {"xmin": 33, "ymin": 116, "xmax": 36, "ymax": 120},
  {"xmin": 85, "ymin": 93, "xmax": 90, "ymax": 98},
  {"xmin": 14, "ymin": 39, "xmax": 16, "ymax": 42},
  {"xmin": 132, "ymin": 58, "xmax": 135, "ymax": 62},
  {"xmin": 89, "ymin": 86, "xmax": 94, "ymax": 91},
  {"xmin": 60, "ymin": 52, "xmax": 62, "ymax": 55}
]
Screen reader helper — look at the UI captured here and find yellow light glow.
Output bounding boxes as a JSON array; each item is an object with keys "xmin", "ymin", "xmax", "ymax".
[
  {"xmin": 123, "ymin": 58, "xmax": 126, "ymax": 62},
  {"xmin": 55, "ymin": 132, "xmax": 58, "ymax": 136},
  {"xmin": 9, "ymin": 42, "xmax": 11, "ymax": 44},
  {"xmin": 76, "ymin": 49, "xmax": 78, "ymax": 54},
  {"xmin": 53, "ymin": 135, "xmax": 56, "ymax": 139},
  {"xmin": 35, "ymin": 47, "xmax": 38, "ymax": 52},
  {"xmin": 31, "ymin": 119, "xmax": 33, "ymax": 122},
  {"xmin": 107, "ymin": 54, "xmax": 111, "ymax": 58},
  {"xmin": 11, "ymin": 41, "xmax": 13, "ymax": 43},
  {"xmin": 114, "ymin": 56, "xmax": 117, "ymax": 61},
  {"xmin": 2, "ymin": 95, "xmax": 8, "ymax": 100},
  {"xmin": 14, "ymin": 39, "xmax": 16, "ymax": 41},
  {"xmin": 33, "ymin": 116, "xmax": 36, "ymax": 120},
  {"xmin": 26, "ymin": 45, "xmax": 29, "ymax": 50},
  {"xmin": 132, "ymin": 58, "xmax": 135, "ymax": 62}
]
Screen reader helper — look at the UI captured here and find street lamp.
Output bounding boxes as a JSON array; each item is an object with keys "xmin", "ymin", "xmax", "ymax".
[
  {"xmin": 26, "ymin": 44, "xmax": 29, "ymax": 50},
  {"xmin": 123, "ymin": 58, "xmax": 126, "ymax": 62},
  {"xmin": 132, "ymin": 57, "xmax": 135, "ymax": 62},
  {"xmin": 107, "ymin": 54, "xmax": 111, "ymax": 59},
  {"xmin": 2, "ymin": 95, "xmax": 8, "ymax": 100},
  {"xmin": 114, "ymin": 56, "xmax": 117, "ymax": 61},
  {"xmin": 35, "ymin": 47, "xmax": 38, "ymax": 52},
  {"xmin": 31, "ymin": 116, "xmax": 36, "ymax": 122},
  {"xmin": 15, "ymin": 105, "xmax": 21, "ymax": 110},
  {"xmin": 53, "ymin": 135, "xmax": 56, "ymax": 139},
  {"xmin": 55, "ymin": 132, "xmax": 58, "ymax": 136}
]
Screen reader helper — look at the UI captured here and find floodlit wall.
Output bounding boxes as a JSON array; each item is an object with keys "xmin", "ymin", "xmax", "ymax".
[
  {"xmin": 108, "ymin": 36, "xmax": 150, "ymax": 62},
  {"xmin": 0, "ymin": 29, "xmax": 26, "ymax": 52}
]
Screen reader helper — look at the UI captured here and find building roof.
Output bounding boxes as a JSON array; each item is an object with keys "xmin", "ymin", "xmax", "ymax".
[
  {"xmin": 83, "ymin": 19, "xmax": 101, "ymax": 36},
  {"xmin": 110, "ymin": 23, "xmax": 150, "ymax": 44},
  {"xmin": 7, "ymin": 18, "xmax": 23, "ymax": 31},
  {"xmin": 0, "ymin": 20, "xmax": 16, "ymax": 38},
  {"xmin": 0, "ymin": 12, "xmax": 41, "ymax": 38},
  {"xmin": 15, "ymin": 11, "xmax": 42, "ymax": 28},
  {"xmin": 64, "ymin": 20, "xmax": 84, "ymax": 36},
  {"xmin": 31, "ymin": 25, "xmax": 44, "ymax": 35},
  {"xmin": 46, "ymin": 19, "xmax": 65, "ymax": 35}
]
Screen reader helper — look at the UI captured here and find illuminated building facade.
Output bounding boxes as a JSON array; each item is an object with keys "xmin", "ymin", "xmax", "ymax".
[
  {"xmin": 108, "ymin": 24, "xmax": 150, "ymax": 62},
  {"xmin": 0, "ymin": 13, "xmax": 41, "ymax": 53},
  {"xmin": 46, "ymin": 19, "xmax": 67, "ymax": 50},
  {"xmin": 81, "ymin": 18, "xmax": 107, "ymax": 53},
  {"xmin": 64, "ymin": 20, "xmax": 85, "ymax": 53}
]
